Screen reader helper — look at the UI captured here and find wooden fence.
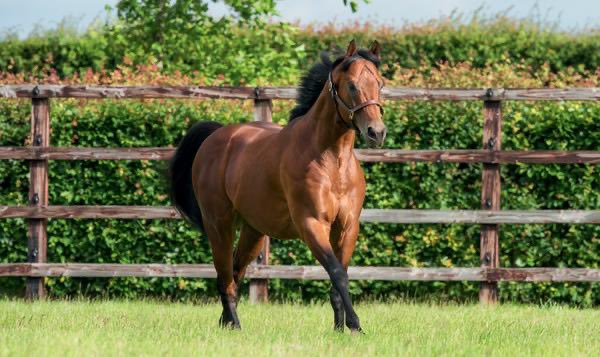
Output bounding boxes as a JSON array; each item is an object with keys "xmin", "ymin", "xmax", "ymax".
[{"xmin": 0, "ymin": 84, "xmax": 599, "ymax": 304}]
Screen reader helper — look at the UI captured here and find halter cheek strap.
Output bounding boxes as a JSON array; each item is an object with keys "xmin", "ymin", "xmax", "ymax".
[{"xmin": 328, "ymin": 72, "xmax": 384, "ymax": 129}]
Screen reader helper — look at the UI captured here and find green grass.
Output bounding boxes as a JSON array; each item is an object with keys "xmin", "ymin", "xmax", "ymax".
[{"xmin": 1, "ymin": 300, "xmax": 598, "ymax": 356}]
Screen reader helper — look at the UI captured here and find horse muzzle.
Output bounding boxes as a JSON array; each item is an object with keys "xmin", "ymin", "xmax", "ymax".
[{"xmin": 365, "ymin": 125, "xmax": 387, "ymax": 148}]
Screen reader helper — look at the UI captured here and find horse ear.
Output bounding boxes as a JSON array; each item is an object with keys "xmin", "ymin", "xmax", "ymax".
[
  {"xmin": 370, "ymin": 40, "xmax": 381, "ymax": 58},
  {"xmin": 345, "ymin": 39, "xmax": 357, "ymax": 57}
]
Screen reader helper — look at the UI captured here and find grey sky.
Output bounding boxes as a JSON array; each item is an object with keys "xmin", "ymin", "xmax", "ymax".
[{"xmin": 0, "ymin": 0, "xmax": 598, "ymax": 37}]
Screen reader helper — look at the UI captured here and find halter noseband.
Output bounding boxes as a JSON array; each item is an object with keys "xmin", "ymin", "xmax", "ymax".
[{"xmin": 328, "ymin": 71, "xmax": 384, "ymax": 130}]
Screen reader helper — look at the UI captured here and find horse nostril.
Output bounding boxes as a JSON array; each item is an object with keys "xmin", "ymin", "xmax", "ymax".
[{"xmin": 367, "ymin": 127, "xmax": 376, "ymax": 139}]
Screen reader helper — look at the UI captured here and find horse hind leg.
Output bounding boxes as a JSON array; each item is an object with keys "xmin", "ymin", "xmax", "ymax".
[
  {"xmin": 233, "ymin": 223, "xmax": 268, "ymax": 285},
  {"xmin": 204, "ymin": 213, "xmax": 241, "ymax": 329},
  {"xmin": 233, "ymin": 223, "xmax": 268, "ymax": 292}
]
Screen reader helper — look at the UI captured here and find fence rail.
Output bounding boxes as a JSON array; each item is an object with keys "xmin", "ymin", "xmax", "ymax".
[
  {"xmin": 2, "ymin": 264, "xmax": 599, "ymax": 282},
  {"xmin": 1, "ymin": 147, "xmax": 600, "ymax": 164},
  {"xmin": 0, "ymin": 84, "xmax": 598, "ymax": 303},
  {"xmin": 2, "ymin": 85, "xmax": 600, "ymax": 101},
  {"xmin": 1, "ymin": 206, "xmax": 599, "ymax": 224}
]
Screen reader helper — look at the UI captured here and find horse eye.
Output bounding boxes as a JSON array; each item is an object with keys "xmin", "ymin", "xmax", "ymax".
[
  {"xmin": 348, "ymin": 83, "xmax": 357, "ymax": 93},
  {"xmin": 380, "ymin": 107, "xmax": 385, "ymax": 115}
]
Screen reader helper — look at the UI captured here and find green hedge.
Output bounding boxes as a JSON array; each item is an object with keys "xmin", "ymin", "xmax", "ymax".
[
  {"xmin": 0, "ymin": 22, "xmax": 305, "ymax": 85},
  {"xmin": 2, "ymin": 18, "xmax": 599, "ymax": 83},
  {"xmin": 0, "ymin": 97, "xmax": 598, "ymax": 305},
  {"xmin": 296, "ymin": 21, "xmax": 600, "ymax": 79}
]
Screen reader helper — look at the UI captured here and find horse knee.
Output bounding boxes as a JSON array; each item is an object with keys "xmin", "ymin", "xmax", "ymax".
[
  {"xmin": 330, "ymin": 286, "xmax": 343, "ymax": 307},
  {"xmin": 328, "ymin": 266, "xmax": 349, "ymax": 291}
]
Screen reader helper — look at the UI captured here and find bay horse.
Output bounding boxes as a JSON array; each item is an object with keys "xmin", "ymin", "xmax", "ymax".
[{"xmin": 169, "ymin": 40, "xmax": 386, "ymax": 333}]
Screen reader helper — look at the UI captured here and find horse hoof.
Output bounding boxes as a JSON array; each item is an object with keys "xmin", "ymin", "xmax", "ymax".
[
  {"xmin": 219, "ymin": 320, "xmax": 241, "ymax": 330},
  {"xmin": 350, "ymin": 327, "xmax": 365, "ymax": 335},
  {"xmin": 219, "ymin": 316, "xmax": 241, "ymax": 330}
]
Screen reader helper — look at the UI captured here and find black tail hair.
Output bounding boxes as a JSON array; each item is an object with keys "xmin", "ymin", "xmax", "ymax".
[{"xmin": 169, "ymin": 121, "xmax": 223, "ymax": 231}]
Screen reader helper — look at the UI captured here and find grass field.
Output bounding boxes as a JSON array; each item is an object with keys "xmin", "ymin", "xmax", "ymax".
[{"xmin": 1, "ymin": 300, "xmax": 599, "ymax": 356}]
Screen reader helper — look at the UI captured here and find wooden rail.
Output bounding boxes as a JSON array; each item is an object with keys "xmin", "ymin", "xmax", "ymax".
[
  {"xmin": 1, "ymin": 85, "xmax": 599, "ymax": 101},
  {"xmin": 1, "ymin": 147, "xmax": 599, "ymax": 164},
  {"xmin": 1, "ymin": 206, "xmax": 599, "ymax": 224},
  {"xmin": 0, "ymin": 84, "xmax": 598, "ymax": 304},
  {"xmin": 1, "ymin": 263, "xmax": 599, "ymax": 282}
]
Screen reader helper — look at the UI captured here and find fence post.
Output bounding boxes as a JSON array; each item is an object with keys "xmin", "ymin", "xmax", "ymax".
[
  {"xmin": 26, "ymin": 97, "xmax": 50, "ymax": 299},
  {"xmin": 249, "ymin": 96, "xmax": 272, "ymax": 303},
  {"xmin": 480, "ymin": 97, "xmax": 502, "ymax": 304}
]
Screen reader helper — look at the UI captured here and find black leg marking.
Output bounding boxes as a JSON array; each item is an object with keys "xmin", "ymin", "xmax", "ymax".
[
  {"xmin": 321, "ymin": 254, "xmax": 362, "ymax": 332},
  {"xmin": 217, "ymin": 279, "xmax": 241, "ymax": 330},
  {"xmin": 330, "ymin": 286, "xmax": 345, "ymax": 331}
]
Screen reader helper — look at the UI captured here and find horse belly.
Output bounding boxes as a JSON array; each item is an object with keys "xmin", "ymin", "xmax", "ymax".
[
  {"xmin": 242, "ymin": 201, "xmax": 297, "ymax": 240},
  {"xmin": 231, "ymin": 174, "xmax": 298, "ymax": 240}
]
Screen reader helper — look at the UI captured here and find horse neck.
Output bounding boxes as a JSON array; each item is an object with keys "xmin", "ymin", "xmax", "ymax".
[{"xmin": 303, "ymin": 87, "xmax": 356, "ymax": 158}]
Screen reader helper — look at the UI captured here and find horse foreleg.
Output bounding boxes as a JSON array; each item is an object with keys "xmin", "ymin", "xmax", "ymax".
[
  {"xmin": 330, "ymin": 220, "xmax": 360, "ymax": 332},
  {"xmin": 301, "ymin": 218, "xmax": 363, "ymax": 333}
]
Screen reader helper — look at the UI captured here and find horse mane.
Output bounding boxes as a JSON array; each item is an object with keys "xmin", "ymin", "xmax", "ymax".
[{"xmin": 289, "ymin": 49, "xmax": 380, "ymax": 121}]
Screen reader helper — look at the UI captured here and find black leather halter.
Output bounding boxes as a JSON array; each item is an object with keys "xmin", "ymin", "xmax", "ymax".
[{"xmin": 328, "ymin": 71, "xmax": 384, "ymax": 130}]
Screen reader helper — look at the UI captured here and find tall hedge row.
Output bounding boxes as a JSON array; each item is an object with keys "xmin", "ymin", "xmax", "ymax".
[
  {"xmin": 296, "ymin": 21, "xmax": 600, "ymax": 78},
  {"xmin": 2, "ymin": 19, "xmax": 600, "ymax": 83},
  {"xmin": 0, "ymin": 19, "xmax": 598, "ymax": 305}
]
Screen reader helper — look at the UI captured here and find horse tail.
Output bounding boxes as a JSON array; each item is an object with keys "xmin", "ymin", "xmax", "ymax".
[{"xmin": 169, "ymin": 121, "xmax": 223, "ymax": 231}]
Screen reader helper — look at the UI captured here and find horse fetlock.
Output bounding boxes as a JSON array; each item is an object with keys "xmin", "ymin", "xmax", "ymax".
[
  {"xmin": 350, "ymin": 327, "xmax": 365, "ymax": 335},
  {"xmin": 219, "ymin": 310, "xmax": 241, "ymax": 330},
  {"xmin": 346, "ymin": 313, "xmax": 361, "ymax": 331}
]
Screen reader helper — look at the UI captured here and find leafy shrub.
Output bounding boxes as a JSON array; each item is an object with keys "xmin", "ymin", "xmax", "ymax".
[
  {"xmin": 0, "ymin": 18, "xmax": 306, "ymax": 85},
  {"xmin": 2, "ymin": 17, "xmax": 600, "ymax": 84},
  {"xmin": 297, "ymin": 18, "xmax": 600, "ymax": 79}
]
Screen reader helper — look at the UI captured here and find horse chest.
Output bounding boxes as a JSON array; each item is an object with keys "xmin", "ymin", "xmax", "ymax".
[
  {"xmin": 302, "ymin": 159, "xmax": 360, "ymax": 210},
  {"xmin": 317, "ymin": 156, "xmax": 359, "ymax": 197}
]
